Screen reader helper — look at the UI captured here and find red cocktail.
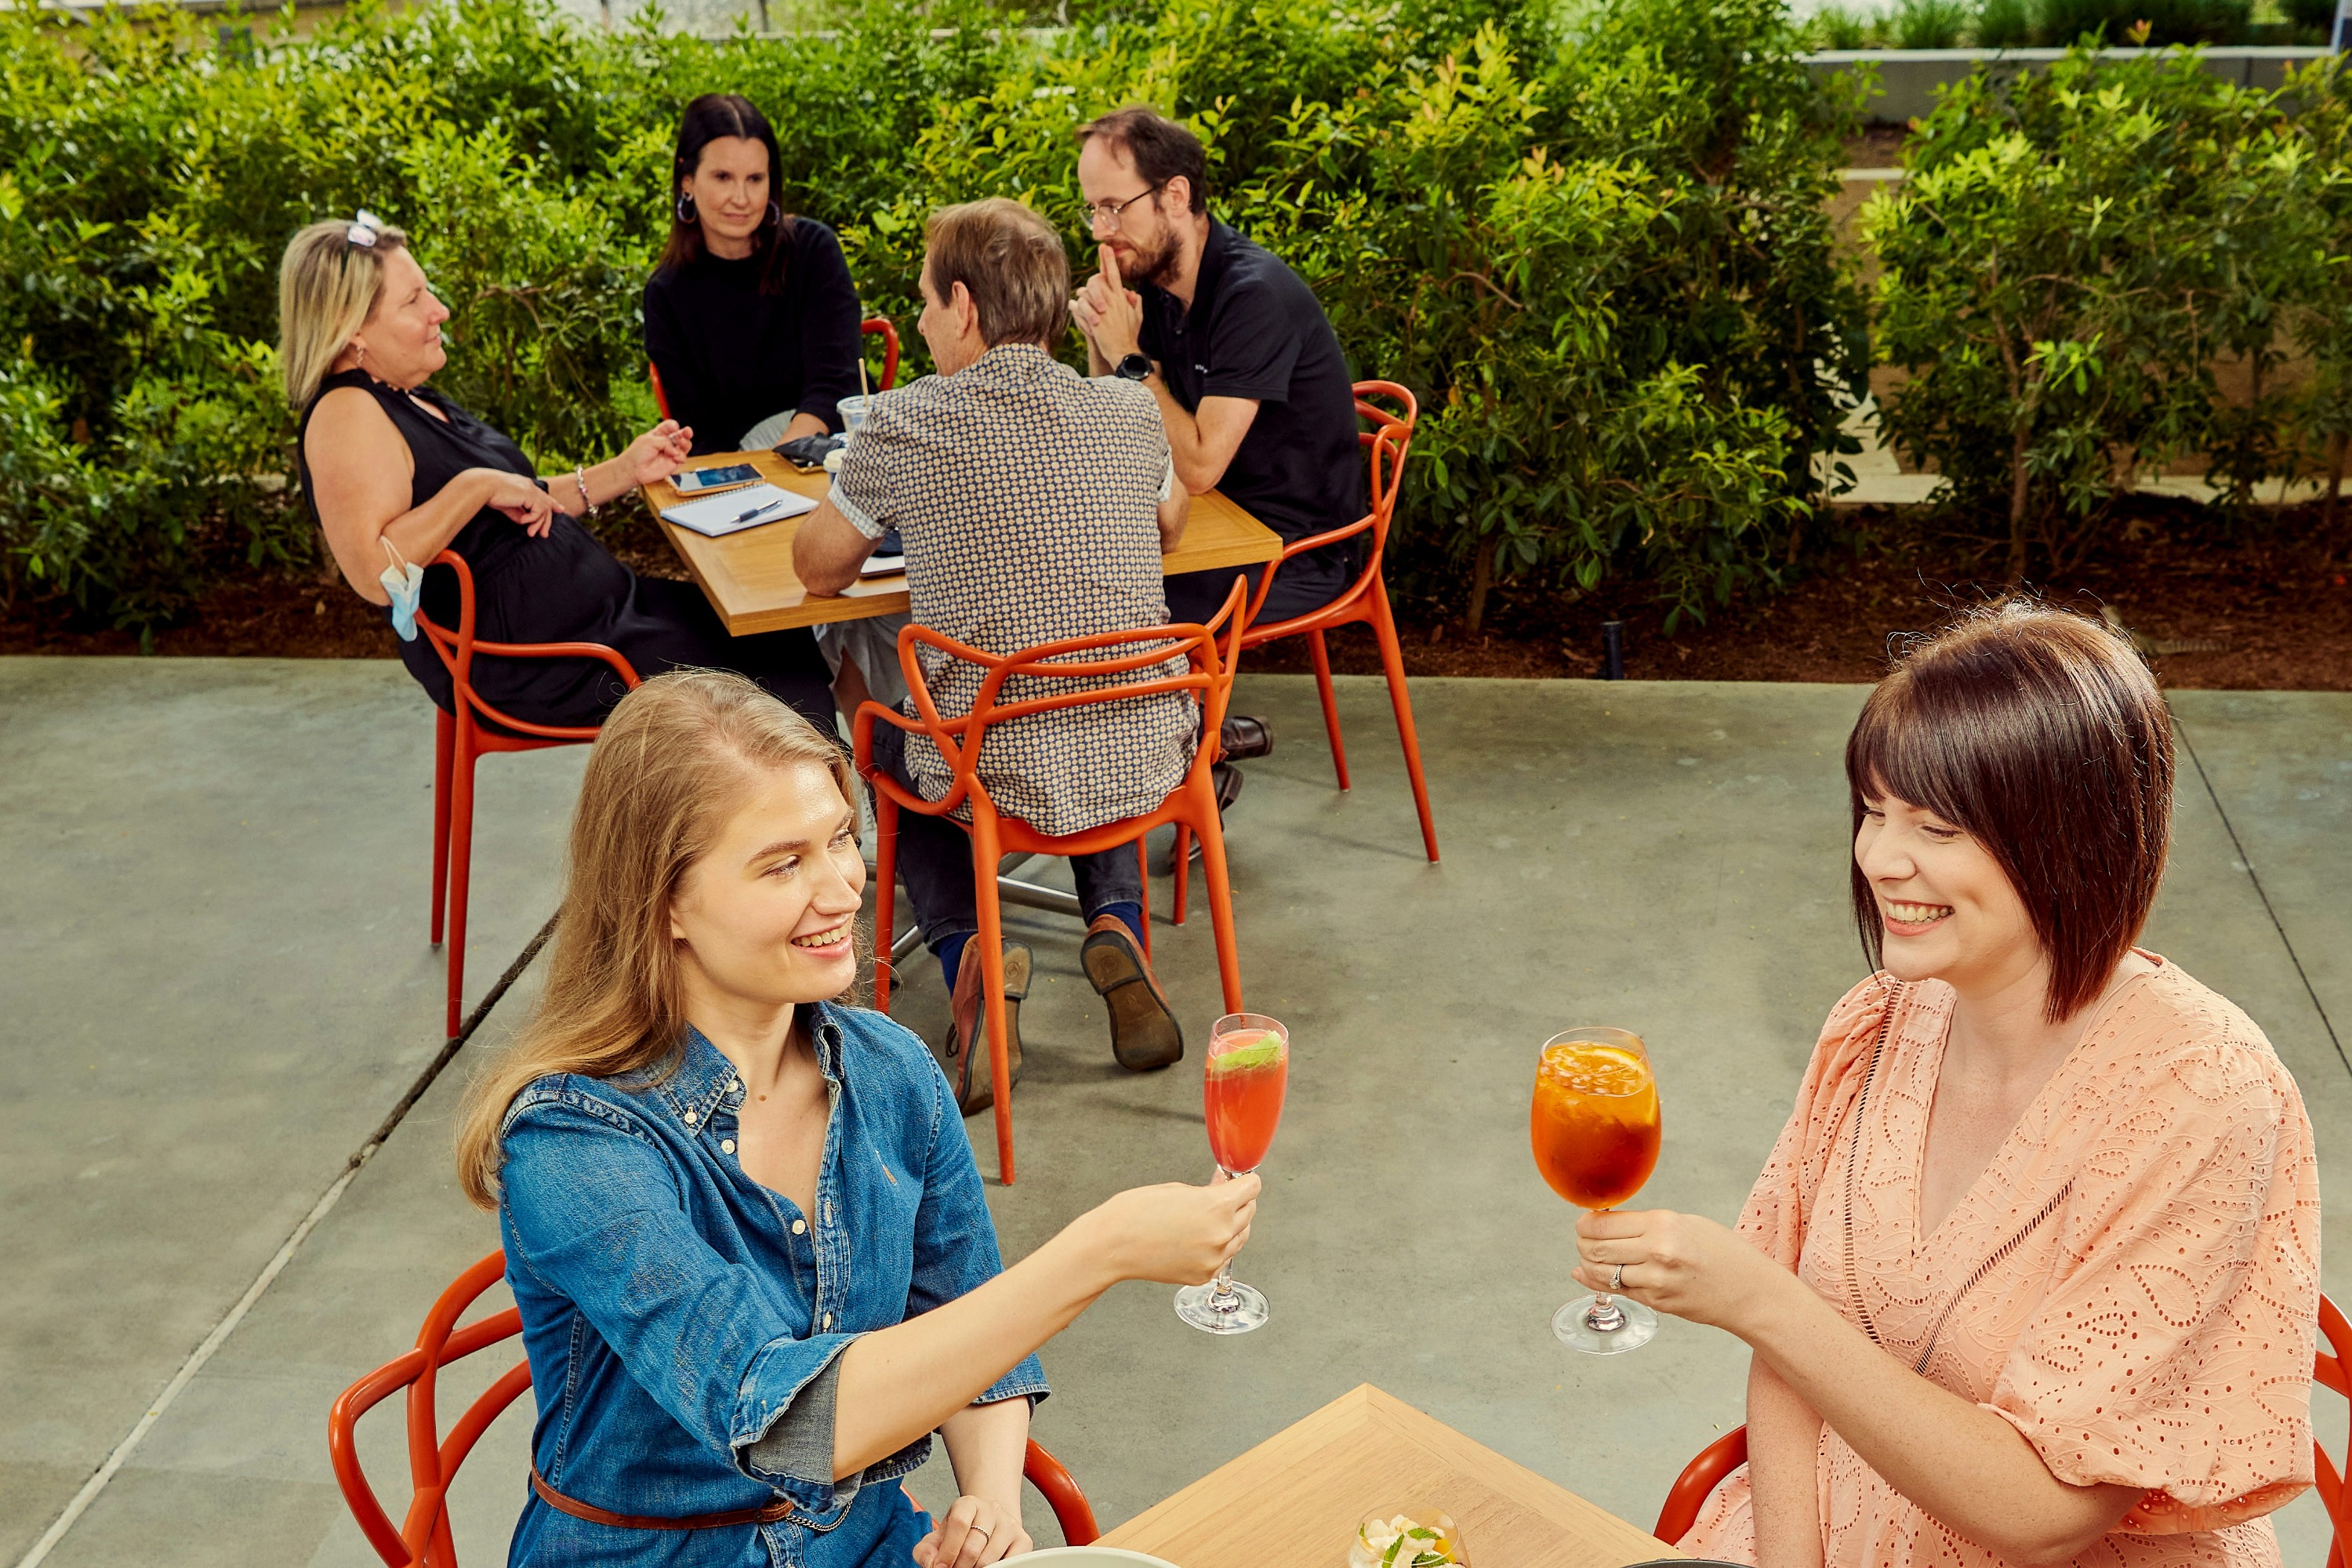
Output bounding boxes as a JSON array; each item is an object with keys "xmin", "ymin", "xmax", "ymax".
[
  {"xmin": 1176, "ymin": 1013, "xmax": 1289, "ymax": 1334},
  {"xmin": 1203, "ymin": 1024, "xmax": 1287, "ymax": 1174}
]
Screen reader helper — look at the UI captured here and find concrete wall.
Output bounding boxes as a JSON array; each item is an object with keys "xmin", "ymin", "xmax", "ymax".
[{"xmin": 1807, "ymin": 44, "xmax": 2332, "ymax": 124}]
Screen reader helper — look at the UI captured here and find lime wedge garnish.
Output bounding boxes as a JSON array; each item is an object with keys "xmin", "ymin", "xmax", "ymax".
[{"xmin": 1209, "ymin": 1038, "xmax": 1285, "ymax": 1074}]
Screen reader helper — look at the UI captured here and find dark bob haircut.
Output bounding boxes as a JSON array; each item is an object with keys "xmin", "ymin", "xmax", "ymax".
[
  {"xmin": 1075, "ymin": 105, "xmax": 1210, "ymax": 215},
  {"xmin": 1846, "ymin": 602, "xmax": 2172, "ymax": 1022},
  {"xmin": 660, "ymin": 94, "xmax": 794, "ymax": 295}
]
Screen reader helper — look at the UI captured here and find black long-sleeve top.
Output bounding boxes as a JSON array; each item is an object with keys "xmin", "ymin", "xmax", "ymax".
[{"xmin": 643, "ymin": 217, "xmax": 865, "ymax": 455}]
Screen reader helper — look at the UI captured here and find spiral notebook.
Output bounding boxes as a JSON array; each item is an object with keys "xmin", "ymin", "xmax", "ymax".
[{"xmin": 660, "ymin": 482, "xmax": 817, "ymax": 538}]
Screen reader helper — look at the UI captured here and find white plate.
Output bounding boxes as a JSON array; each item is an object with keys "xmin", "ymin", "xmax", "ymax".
[{"xmin": 1018, "ymin": 1550, "xmax": 1182, "ymax": 1566}]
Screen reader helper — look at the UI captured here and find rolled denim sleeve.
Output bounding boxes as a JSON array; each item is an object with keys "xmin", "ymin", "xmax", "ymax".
[
  {"xmin": 499, "ymin": 1092, "xmax": 864, "ymax": 1515},
  {"xmin": 906, "ymin": 1064, "xmax": 1049, "ymax": 1407}
]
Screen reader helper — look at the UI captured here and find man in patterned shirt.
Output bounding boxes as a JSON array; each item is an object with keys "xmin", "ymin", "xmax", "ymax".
[{"xmin": 796, "ymin": 198, "xmax": 1199, "ymax": 1116}]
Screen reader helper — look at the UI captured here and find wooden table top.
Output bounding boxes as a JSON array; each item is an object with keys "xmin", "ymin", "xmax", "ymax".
[
  {"xmin": 1096, "ymin": 1384, "xmax": 1679, "ymax": 1568},
  {"xmin": 642, "ymin": 449, "xmax": 1285, "ymax": 637}
]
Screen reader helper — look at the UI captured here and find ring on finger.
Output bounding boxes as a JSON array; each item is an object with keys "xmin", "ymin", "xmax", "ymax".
[{"xmin": 1610, "ymin": 1262, "xmax": 1625, "ymax": 1290}]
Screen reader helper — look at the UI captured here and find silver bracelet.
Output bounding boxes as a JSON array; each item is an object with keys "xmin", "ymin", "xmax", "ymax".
[{"xmin": 572, "ymin": 465, "xmax": 598, "ymax": 518}]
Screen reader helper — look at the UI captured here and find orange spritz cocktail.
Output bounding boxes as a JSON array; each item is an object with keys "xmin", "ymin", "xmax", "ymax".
[
  {"xmin": 1530, "ymin": 1027, "xmax": 1661, "ymax": 1355},
  {"xmin": 1531, "ymin": 1039, "xmax": 1661, "ymax": 1209}
]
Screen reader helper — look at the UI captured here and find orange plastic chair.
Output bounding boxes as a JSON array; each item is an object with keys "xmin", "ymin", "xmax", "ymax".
[
  {"xmin": 855, "ymin": 579, "xmax": 1250, "ymax": 1185},
  {"xmin": 418, "ymin": 550, "xmax": 640, "ymax": 1037},
  {"xmin": 1235, "ymin": 382, "xmax": 1437, "ymax": 862},
  {"xmin": 2318, "ymin": 1292, "xmax": 2350, "ymax": 1568},
  {"xmin": 861, "ymin": 316, "xmax": 901, "ymax": 394},
  {"xmin": 648, "ymin": 317, "xmax": 900, "ymax": 423},
  {"xmin": 1653, "ymin": 1425, "xmax": 1748, "ymax": 1545},
  {"xmin": 328, "ymin": 1250, "xmax": 1101, "ymax": 1566},
  {"xmin": 1656, "ymin": 1290, "xmax": 2352, "ymax": 1556}
]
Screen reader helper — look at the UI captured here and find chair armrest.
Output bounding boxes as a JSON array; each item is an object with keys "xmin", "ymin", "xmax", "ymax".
[
  {"xmin": 465, "ymin": 638, "xmax": 641, "ymax": 688},
  {"xmin": 1244, "ymin": 509, "xmax": 1377, "ymax": 628},
  {"xmin": 851, "ymin": 699, "xmax": 971, "ymax": 817}
]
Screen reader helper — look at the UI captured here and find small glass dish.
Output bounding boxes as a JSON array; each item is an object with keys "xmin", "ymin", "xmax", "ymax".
[{"xmin": 1348, "ymin": 1511, "xmax": 1466, "ymax": 1568}]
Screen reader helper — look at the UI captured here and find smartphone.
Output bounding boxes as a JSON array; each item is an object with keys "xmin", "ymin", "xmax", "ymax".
[{"xmin": 673, "ymin": 463, "xmax": 761, "ymax": 495}]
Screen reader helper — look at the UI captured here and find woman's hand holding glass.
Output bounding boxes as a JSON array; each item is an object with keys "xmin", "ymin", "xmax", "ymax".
[
  {"xmin": 1084, "ymin": 1171, "xmax": 1259, "ymax": 1287},
  {"xmin": 912, "ymin": 1492, "xmax": 1032, "ymax": 1568},
  {"xmin": 1572, "ymin": 1207, "xmax": 1787, "ymax": 1334}
]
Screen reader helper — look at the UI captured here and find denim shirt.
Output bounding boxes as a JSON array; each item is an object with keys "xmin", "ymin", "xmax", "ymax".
[{"xmin": 496, "ymin": 1002, "xmax": 1048, "ymax": 1567}]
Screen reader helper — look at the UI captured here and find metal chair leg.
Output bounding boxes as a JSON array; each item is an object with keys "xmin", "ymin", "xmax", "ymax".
[
  {"xmin": 1308, "ymin": 628, "xmax": 1351, "ymax": 791},
  {"xmin": 444, "ymin": 720, "xmax": 479, "ymax": 1038},
  {"xmin": 1192, "ymin": 795, "xmax": 1245, "ymax": 1014},
  {"xmin": 1370, "ymin": 581, "xmax": 1439, "ymax": 862},
  {"xmin": 430, "ymin": 708, "xmax": 453, "ymax": 946},
  {"xmin": 1172, "ymin": 825, "xmax": 1191, "ymax": 926},
  {"xmin": 971, "ymin": 813, "xmax": 1017, "ymax": 1185}
]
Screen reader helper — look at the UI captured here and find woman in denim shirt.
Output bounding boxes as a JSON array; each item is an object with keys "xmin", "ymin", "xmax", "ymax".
[{"xmin": 455, "ymin": 670, "xmax": 1256, "ymax": 1566}]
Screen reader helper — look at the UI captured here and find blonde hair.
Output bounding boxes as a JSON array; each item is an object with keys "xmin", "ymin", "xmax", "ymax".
[
  {"xmin": 277, "ymin": 216, "xmax": 410, "ymax": 408},
  {"xmin": 925, "ymin": 198, "xmax": 1070, "ymax": 348},
  {"xmin": 454, "ymin": 670, "xmax": 858, "ymax": 1209}
]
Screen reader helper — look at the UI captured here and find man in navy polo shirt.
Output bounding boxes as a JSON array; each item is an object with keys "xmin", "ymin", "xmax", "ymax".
[{"xmin": 1070, "ymin": 105, "xmax": 1366, "ymax": 773}]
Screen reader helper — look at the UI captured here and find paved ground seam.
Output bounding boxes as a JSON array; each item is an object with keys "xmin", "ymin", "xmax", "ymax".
[
  {"xmin": 11, "ymin": 915, "xmax": 557, "ymax": 1568},
  {"xmin": 2175, "ymin": 718, "xmax": 2350, "ymax": 1080}
]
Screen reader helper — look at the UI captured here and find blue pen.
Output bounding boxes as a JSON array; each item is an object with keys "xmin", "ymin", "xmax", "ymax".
[{"xmin": 724, "ymin": 498, "xmax": 784, "ymax": 525}]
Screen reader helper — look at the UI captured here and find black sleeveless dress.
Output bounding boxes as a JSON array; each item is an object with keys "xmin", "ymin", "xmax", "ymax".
[{"xmin": 297, "ymin": 368, "xmax": 831, "ymax": 731}]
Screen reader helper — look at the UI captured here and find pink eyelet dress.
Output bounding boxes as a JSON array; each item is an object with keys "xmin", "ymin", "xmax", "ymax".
[{"xmin": 1683, "ymin": 955, "xmax": 2321, "ymax": 1567}]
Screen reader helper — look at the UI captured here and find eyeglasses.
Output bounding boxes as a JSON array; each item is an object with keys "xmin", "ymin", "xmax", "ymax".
[
  {"xmin": 1080, "ymin": 183, "xmax": 1167, "ymax": 234},
  {"xmin": 346, "ymin": 210, "xmax": 383, "ymax": 249}
]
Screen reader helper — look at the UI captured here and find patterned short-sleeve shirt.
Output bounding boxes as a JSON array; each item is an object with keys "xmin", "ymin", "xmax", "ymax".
[{"xmin": 828, "ymin": 343, "xmax": 1197, "ymax": 837}]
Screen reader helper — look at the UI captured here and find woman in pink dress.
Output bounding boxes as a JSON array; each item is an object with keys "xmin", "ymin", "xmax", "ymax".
[{"xmin": 1580, "ymin": 604, "xmax": 2321, "ymax": 1568}]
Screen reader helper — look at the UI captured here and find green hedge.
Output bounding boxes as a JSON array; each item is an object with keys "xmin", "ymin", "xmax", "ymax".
[
  {"xmin": 0, "ymin": 0, "xmax": 2344, "ymax": 637},
  {"xmin": 0, "ymin": 0, "xmax": 1861, "ymax": 635},
  {"xmin": 1865, "ymin": 48, "xmax": 2352, "ymax": 575}
]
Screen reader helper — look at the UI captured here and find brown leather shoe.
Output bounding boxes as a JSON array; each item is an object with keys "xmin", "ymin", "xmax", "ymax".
[
  {"xmin": 1080, "ymin": 914, "xmax": 1183, "ymax": 1071},
  {"xmin": 933, "ymin": 940, "xmax": 1029, "ymax": 1116}
]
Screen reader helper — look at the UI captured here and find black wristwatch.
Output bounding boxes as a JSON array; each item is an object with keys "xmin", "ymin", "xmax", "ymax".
[{"xmin": 1112, "ymin": 352, "xmax": 1152, "ymax": 383}]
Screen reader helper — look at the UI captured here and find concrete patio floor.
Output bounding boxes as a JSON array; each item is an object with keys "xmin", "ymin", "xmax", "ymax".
[{"xmin": 3, "ymin": 658, "xmax": 2346, "ymax": 1567}]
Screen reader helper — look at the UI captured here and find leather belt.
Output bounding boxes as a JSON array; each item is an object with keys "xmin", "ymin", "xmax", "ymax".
[{"xmin": 531, "ymin": 1465, "xmax": 798, "ymax": 1530}]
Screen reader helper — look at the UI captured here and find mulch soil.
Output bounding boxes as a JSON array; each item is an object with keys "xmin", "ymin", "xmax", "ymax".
[{"xmin": 9, "ymin": 496, "xmax": 2352, "ymax": 692}]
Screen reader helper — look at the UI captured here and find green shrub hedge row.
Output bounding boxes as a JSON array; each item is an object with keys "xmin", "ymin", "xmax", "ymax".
[
  {"xmin": 1872, "ymin": 50, "xmax": 2352, "ymax": 576},
  {"xmin": 0, "ymin": 0, "xmax": 2343, "ymax": 636}
]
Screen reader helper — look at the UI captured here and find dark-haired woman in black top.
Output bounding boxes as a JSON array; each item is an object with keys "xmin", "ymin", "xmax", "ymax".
[
  {"xmin": 279, "ymin": 213, "xmax": 833, "ymax": 731},
  {"xmin": 645, "ymin": 94, "xmax": 865, "ymax": 454}
]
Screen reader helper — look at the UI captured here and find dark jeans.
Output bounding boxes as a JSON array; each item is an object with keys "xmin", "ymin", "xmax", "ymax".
[{"xmin": 871, "ymin": 723, "xmax": 1144, "ymax": 958}]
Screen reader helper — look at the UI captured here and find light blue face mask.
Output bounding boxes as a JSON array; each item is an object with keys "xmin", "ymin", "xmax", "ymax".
[{"xmin": 379, "ymin": 540, "xmax": 424, "ymax": 641}]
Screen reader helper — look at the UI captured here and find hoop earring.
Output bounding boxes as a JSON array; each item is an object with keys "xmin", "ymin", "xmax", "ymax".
[
  {"xmin": 764, "ymin": 200, "xmax": 782, "ymax": 229},
  {"xmin": 676, "ymin": 191, "xmax": 698, "ymax": 226}
]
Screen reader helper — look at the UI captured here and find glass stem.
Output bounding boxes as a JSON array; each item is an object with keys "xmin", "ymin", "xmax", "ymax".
[
  {"xmin": 1585, "ymin": 1206, "xmax": 1625, "ymax": 1333},
  {"xmin": 1205, "ymin": 1258, "xmax": 1240, "ymax": 1312},
  {"xmin": 1205, "ymin": 1163, "xmax": 1247, "ymax": 1312}
]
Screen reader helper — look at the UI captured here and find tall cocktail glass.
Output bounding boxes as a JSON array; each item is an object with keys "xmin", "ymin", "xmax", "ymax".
[
  {"xmin": 1174, "ymin": 1012, "xmax": 1288, "ymax": 1334},
  {"xmin": 1530, "ymin": 1027, "xmax": 1661, "ymax": 1354}
]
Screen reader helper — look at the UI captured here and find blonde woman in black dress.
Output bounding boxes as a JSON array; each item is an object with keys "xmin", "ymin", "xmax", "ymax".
[{"xmin": 281, "ymin": 212, "xmax": 833, "ymax": 729}]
